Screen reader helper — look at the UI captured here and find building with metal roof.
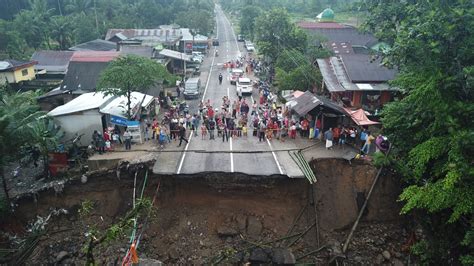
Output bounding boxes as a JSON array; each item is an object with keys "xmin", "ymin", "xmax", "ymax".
[{"xmin": 69, "ymin": 39, "xmax": 117, "ymax": 52}]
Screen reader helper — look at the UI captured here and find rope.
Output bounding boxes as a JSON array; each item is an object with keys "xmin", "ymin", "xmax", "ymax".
[{"xmin": 122, "ymin": 175, "xmax": 160, "ymax": 266}]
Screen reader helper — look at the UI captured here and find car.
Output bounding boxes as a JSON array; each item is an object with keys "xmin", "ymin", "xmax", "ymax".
[
  {"xmin": 236, "ymin": 77, "xmax": 252, "ymax": 95},
  {"xmin": 191, "ymin": 56, "xmax": 202, "ymax": 63},
  {"xmin": 183, "ymin": 77, "xmax": 201, "ymax": 99},
  {"xmin": 212, "ymin": 39, "xmax": 219, "ymax": 46},
  {"xmin": 246, "ymin": 44, "xmax": 255, "ymax": 52},
  {"xmin": 237, "ymin": 34, "xmax": 244, "ymax": 42},
  {"xmin": 192, "ymin": 51, "xmax": 204, "ymax": 59},
  {"xmin": 229, "ymin": 69, "xmax": 244, "ymax": 85}
]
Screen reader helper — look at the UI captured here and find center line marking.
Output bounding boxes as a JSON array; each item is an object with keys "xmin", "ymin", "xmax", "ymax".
[
  {"xmin": 230, "ymin": 137, "xmax": 234, "ymax": 172},
  {"xmin": 266, "ymin": 139, "xmax": 284, "ymax": 175},
  {"xmin": 176, "ymin": 132, "xmax": 193, "ymax": 174}
]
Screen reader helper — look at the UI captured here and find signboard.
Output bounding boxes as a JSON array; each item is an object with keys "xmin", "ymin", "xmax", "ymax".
[
  {"xmin": 186, "ymin": 43, "xmax": 193, "ymax": 49},
  {"xmin": 110, "ymin": 115, "xmax": 128, "ymax": 126}
]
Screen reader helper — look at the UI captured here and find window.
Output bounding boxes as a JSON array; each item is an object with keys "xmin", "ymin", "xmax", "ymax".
[{"xmin": 21, "ymin": 69, "xmax": 28, "ymax": 76}]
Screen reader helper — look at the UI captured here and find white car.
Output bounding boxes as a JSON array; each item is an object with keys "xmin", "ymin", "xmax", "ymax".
[
  {"xmin": 236, "ymin": 77, "xmax": 252, "ymax": 95},
  {"xmin": 246, "ymin": 44, "xmax": 255, "ymax": 52}
]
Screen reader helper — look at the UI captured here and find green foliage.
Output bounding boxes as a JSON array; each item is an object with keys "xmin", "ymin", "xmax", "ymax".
[
  {"xmin": 274, "ymin": 49, "xmax": 321, "ymax": 92},
  {"xmin": 78, "ymin": 199, "xmax": 94, "ymax": 218},
  {"xmin": 97, "ymin": 55, "xmax": 176, "ymax": 119},
  {"xmin": 0, "ymin": 0, "xmax": 215, "ymax": 57},
  {"xmin": 372, "ymin": 151, "xmax": 392, "ymax": 168},
  {"xmin": 174, "ymin": 9, "xmax": 214, "ymax": 36},
  {"xmin": 239, "ymin": 6, "xmax": 262, "ymax": 40},
  {"xmin": 254, "ymin": 8, "xmax": 307, "ymax": 61},
  {"xmin": 363, "ymin": 0, "xmax": 474, "ymax": 263}
]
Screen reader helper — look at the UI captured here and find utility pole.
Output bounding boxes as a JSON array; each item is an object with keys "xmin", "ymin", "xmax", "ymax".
[
  {"xmin": 57, "ymin": 0, "xmax": 63, "ymax": 16},
  {"xmin": 93, "ymin": 0, "xmax": 99, "ymax": 34}
]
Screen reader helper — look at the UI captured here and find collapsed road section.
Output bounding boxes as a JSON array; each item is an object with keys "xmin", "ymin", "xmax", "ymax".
[{"xmin": 0, "ymin": 158, "xmax": 413, "ymax": 265}]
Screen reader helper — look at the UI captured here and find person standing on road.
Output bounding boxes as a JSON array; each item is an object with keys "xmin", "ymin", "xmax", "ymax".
[
  {"xmin": 222, "ymin": 123, "xmax": 229, "ymax": 142},
  {"xmin": 237, "ymin": 86, "xmax": 243, "ymax": 101},
  {"xmin": 258, "ymin": 121, "xmax": 266, "ymax": 142},
  {"xmin": 218, "ymin": 73, "xmax": 223, "ymax": 85},
  {"xmin": 178, "ymin": 124, "xmax": 188, "ymax": 147},
  {"xmin": 324, "ymin": 128, "xmax": 334, "ymax": 150},
  {"xmin": 176, "ymin": 85, "xmax": 181, "ymax": 98},
  {"xmin": 124, "ymin": 129, "xmax": 132, "ymax": 150},
  {"xmin": 208, "ymin": 119, "xmax": 216, "ymax": 140}
]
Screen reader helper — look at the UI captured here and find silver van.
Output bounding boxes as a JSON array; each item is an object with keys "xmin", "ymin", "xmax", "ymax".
[{"xmin": 183, "ymin": 77, "xmax": 201, "ymax": 99}]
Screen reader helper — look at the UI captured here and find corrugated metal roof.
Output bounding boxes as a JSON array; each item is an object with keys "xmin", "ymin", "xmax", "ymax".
[
  {"xmin": 61, "ymin": 61, "xmax": 110, "ymax": 92},
  {"xmin": 0, "ymin": 59, "xmax": 37, "ymax": 72},
  {"xmin": 340, "ymin": 54, "xmax": 397, "ymax": 83},
  {"xmin": 100, "ymin": 92, "xmax": 154, "ymax": 118},
  {"xmin": 158, "ymin": 49, "xmax": 192, "ymax": 62},
  {"xmin": 69, "ymin": 39, "xmax": 117, "ymax": 52},
  {"xmin": 307, "ymin": 27, "xmax": 378, "ymax": 48},
  {"xmin": 316, "ymin": 58, "xmax": 345, "ymax": 92},
  {"xmin": 298, "ymin": 21, "xmax": 348, "ymax": 29},
  {"xmin": 48, "ymin": 92, "xmax": 114, "ymax": 117},
  {"xmin": 71, "ymin": 51, "xmax": 120, "ymax": 62},
  {"xmin": 119, "ymin": 46, "xmax": 154, "ymax": 58},
  {"xmin": 31, "ymin": 50, "xmax": 74, "ymax": 74},
  {"xmin": 292, "ymin": 91, "xmax": 322, "ymax": 116}
]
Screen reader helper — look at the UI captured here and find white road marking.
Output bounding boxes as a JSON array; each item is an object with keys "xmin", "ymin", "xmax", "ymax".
[
  {"xmin": 201, "ymin": 45, "xmax": 217, "ymax": 102},
  {"xmin": 266, "ymin": 139, "xmax": 284, "ymax": 175},
  {"xmin": 230, "ymin": 137, "xmax": 234, "ymax": 172},
  {"xmin": 176, "ymin": 132, "xmax": 194, "ymax": 174},
  {"xmin": 227, "ymin": 87, "xmax": 230, "ymax": 98}
]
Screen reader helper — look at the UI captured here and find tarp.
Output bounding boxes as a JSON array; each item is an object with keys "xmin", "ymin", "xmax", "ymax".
[
  {"xmin": 100, "ymin": 92, "xmax": 154, "ymax": 119},
  {"xmin": 48, "ymin": 92, "xmax": 114, "ymax": 117},
  {"xmin": 344, "ymin": 108, "xmax": 380, "ymax": 126}
]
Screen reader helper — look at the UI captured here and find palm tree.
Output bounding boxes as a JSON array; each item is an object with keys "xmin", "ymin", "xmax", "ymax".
[
  {"xmin": 50, "ymin": 15, "xmax": 73, "ymax": 49},
  {"xmin": 65, "ymin": 0, "xmax": 92, "ymax": 15},
  {"xmin": 0, "ymin": 88, "xmax": 62, "ymax": 203}
]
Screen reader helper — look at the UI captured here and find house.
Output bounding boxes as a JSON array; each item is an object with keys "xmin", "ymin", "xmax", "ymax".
[
  {"xmin": 298, "ymin": 9, "xmax": 397, "ymax": 114},
  {"xmin": 0, "ymin": 59, "xmax": 37, "ymax": 85},
  {"xmin": 298, "ymin": 8, "xmax": 382, "ymax": 54},
  {"xmin": 69, "ymin": 39, "xmax": 117, "ymax": 52},
  {"xmin": 47, "ymin": 91, "xmax": 154, "ymax": 146},
  {"xmin": 158, "ymin": 49, "xmax": 192, "ymax": 75},
  {"xmin": 105, "ymin": 25, "xmax": 184, "ymax": 49},
  {"xmin": 37, "ymin": 51, "xmax": 120, "ymax": 111},
  {"xmin": 119, "ymin": 45, "xmax": 154, "ymax": 58},
  {"xmin": 106, "ymin": 25, "xmax": 209, "ymax": 53},
  {"xmin": 316, "ymin": 54, "xmax": 397, "ymax": 113},
  {"xmin": 31, "ymin": 51, "xmax": 74, "ymax": 90}
]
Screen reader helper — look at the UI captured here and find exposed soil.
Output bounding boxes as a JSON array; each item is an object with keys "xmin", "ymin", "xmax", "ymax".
[{"xmin": 0, "ymin": 159, "xmax": 413, "ymax": 265}]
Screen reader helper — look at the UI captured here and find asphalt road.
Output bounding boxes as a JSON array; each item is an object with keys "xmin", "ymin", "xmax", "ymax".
[{"xmin": 168, "ymin": 5, "xmax": 284, "ymax": 175}]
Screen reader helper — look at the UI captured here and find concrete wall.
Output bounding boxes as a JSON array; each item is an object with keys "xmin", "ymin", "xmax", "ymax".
[
  {"xmin": 13, "ymin": 66, "xmax": 36, "ymax": 83},
  {"xmin": 54, "ymin": 110, "xmax": 103, "ymax": 146},
  {"xmin": 0, "ymin": 72, "xmax": 14, "ymax": 84},
  {"xmin": 0, "ymin": 66, "xmax": 36, "ymax": 84}
]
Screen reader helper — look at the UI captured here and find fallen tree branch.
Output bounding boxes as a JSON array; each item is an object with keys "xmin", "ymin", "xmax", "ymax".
[
  {"xmin": 296, "ymin": 244, "xmax": 328, "ymax": 260},
  {"xmin": 287, "ymin": 221, "xmax": 317, "ymax": 248}
]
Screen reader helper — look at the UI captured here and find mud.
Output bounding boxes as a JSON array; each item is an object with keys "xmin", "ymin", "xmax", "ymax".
[{"xmin": 1, "ymin": 158, "xmax": 411, "ymax": 264}]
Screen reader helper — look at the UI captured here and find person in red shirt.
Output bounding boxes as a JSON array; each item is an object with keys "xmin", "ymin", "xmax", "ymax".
[
  {"xmin": 333, "ymin": 126, "xmax": 341, "ymax": 145},
  {"xmin": 208, "ymin": 106, "xmax": 214, "ymax": 119},
  {"xmin": 301, "ymin": 119, "xmax": 309, "ymax": 138}
]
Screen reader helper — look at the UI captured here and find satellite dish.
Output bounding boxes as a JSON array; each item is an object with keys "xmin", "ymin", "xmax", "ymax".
[{"xmin": 0, "ymin": 61, "xmax": 12, "ymax": 70}]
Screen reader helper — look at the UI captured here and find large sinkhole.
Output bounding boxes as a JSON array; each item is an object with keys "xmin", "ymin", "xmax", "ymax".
[{"xmin": 1, "ymin": 159, "xmax": 408, "ymax": 264}]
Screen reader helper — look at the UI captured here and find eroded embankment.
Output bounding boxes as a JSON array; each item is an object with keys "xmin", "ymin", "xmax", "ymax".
[{"xmin": 1, "ymin": 159, "xmax": 409, "ymax": 265}]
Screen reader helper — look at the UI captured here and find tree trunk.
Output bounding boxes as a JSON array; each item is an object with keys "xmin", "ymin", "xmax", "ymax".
[
  {"xmin": 127, "ymin": 90, "xmax": 132, "ymax": 120},
  {"xmin": 0, "ymin": 165, "xmax": 10, "ymax": 203}
]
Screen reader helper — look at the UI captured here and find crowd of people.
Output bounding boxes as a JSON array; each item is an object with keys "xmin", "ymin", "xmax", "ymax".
[{"xmin": 91, "ymin": 54, "xmax": 383, "ymax": 157}]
